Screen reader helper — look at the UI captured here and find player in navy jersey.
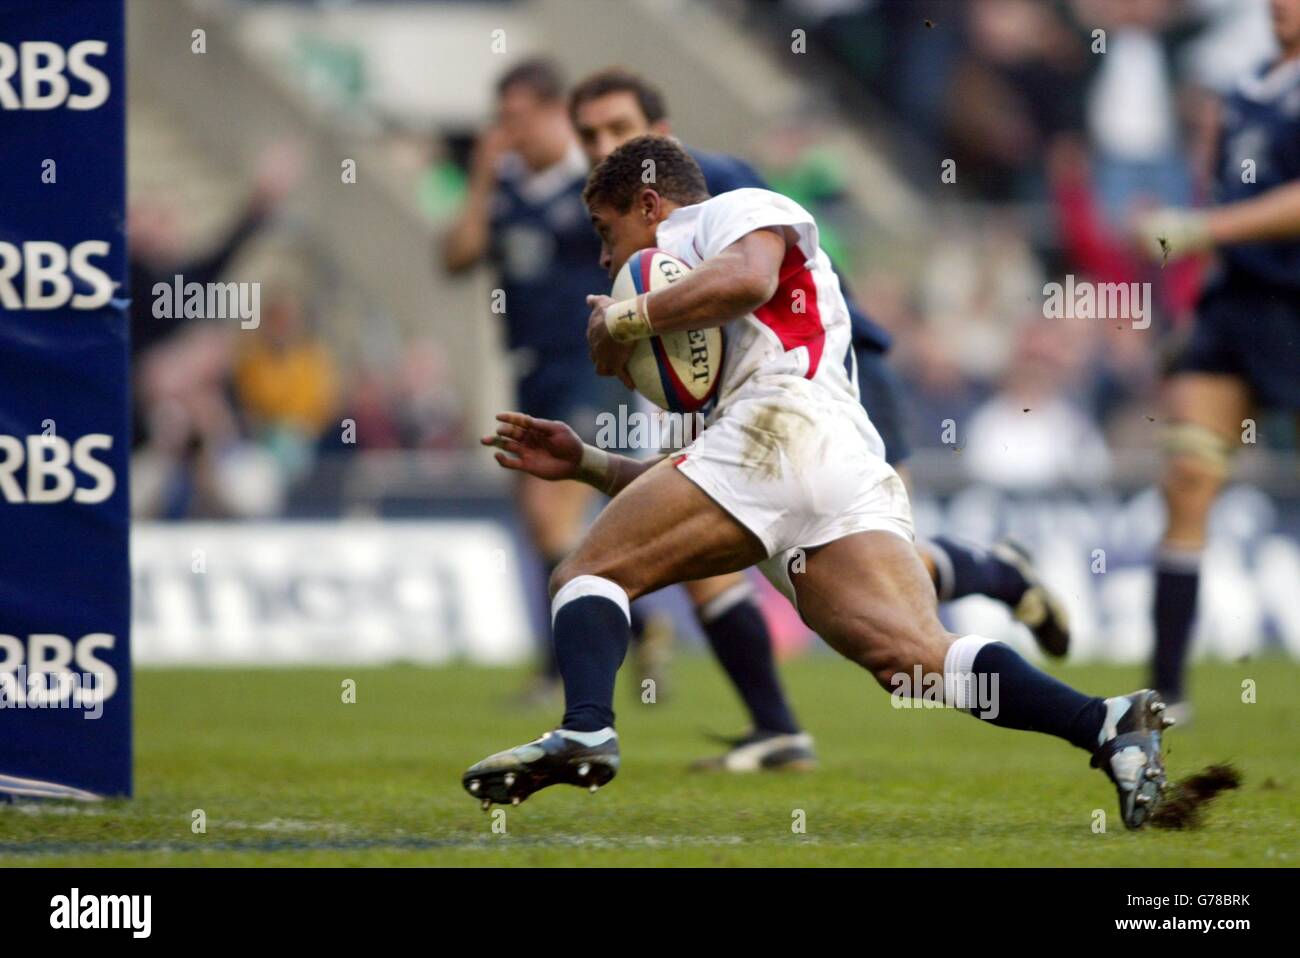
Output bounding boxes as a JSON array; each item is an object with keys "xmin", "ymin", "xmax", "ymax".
[
  {"xmin": 443, "ymin": 60, "xmax": 664, "ymax": 700},
  {"xmin": 1134, "ymin": 0, "xmax": 1300, "ymax": 722},
  {"xmin": 566, "ymin": 67, "xmax": 1071, "ymax": 771}
]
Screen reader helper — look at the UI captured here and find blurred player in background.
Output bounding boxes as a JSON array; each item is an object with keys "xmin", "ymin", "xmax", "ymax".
[
  {"xmin": 1135, "ymin": 0, "xmax": 1300, "ymax": 722},
  {"xmin": 441, "ymin": 60, "xmax": 667, "ymax": 704},
  {"xmin": 567, "ymin": 67, "xmax": 1073, "ymax": 768}
]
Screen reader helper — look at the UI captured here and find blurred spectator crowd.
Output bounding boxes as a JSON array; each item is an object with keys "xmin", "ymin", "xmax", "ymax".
[
  {"xmin": 747, "ymin": 0, "xmax": 1292, "ymax": 486},
  {"xmin": 129, "ymin": 146, "xmax": 464, "ymax": 519},
  {"xmin": 129, "ymin": 0, "xmax": 1294, "ymax": 518}
]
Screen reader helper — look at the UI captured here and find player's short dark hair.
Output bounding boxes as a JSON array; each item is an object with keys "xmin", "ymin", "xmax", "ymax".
[
  {"xmin": 496, "ymin": 58, "xmax": 565, "ymax": 102},
  {"xmin": 568, "ymin": 67, "xmax": 668, "ymax": 126},
  {"xmin": 583, "ymin": 135, "xmax": 708, "ymax": 213}
]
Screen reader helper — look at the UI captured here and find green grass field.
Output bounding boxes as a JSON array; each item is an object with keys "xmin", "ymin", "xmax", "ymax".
[{"xmin": 2, "ymin": 657, "xmax": 1296, "ymax": 866}]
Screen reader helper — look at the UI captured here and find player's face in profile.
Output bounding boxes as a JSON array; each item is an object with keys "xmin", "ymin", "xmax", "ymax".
[
  {"xmin": 575, "ymin": 92, "xmax": 669, "ymax": 168},
  {"xmin": 590, "ymin": 197, "xmax": 661, "ymax": 279}
]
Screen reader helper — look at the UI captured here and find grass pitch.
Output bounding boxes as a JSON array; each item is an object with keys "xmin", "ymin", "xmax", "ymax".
[{"xmin": 1, "ymin": 657, "xmax": 1295, "ymax": 866}]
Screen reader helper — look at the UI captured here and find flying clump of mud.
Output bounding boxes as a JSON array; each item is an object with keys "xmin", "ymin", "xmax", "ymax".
[{"xmin": 1152, "ymin": 763, "xmax": 1242, "ymax": 830}]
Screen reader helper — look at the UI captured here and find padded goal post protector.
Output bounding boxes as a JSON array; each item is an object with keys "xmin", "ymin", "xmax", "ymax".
[{"xmin": 0, "ymin": 0, "xmax": 131, "ymax": 798}]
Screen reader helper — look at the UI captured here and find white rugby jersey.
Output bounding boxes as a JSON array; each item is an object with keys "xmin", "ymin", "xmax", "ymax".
[{"xmin": 653, "ymin": 188, "xmax": 861, "ymax": 416}]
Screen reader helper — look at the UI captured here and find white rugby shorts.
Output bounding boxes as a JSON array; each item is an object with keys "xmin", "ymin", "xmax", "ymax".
[{"xmin": 672, "ymin": 374, "xmax": 914, "ymax": 607}]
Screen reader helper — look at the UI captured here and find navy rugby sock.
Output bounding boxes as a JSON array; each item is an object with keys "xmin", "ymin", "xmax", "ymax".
[
  {"xmin": 944, "ymin": 637, "xmax": 1107, "ymax": 752},
  {"xmin": 927, "ymin": 536, "xmax": 1028, "ymax": 606},
  {"xmin": 628, "ymin": 604, "xmax": 647, "ymax": 645},
  {"xmin": 1151, "ymin": 548, "xmax": 1200, "ymax": 701},
  {"xmin": 552, "ymin": 576, "xmax": 631, "ymax": 732},
  {"xmin": 538, "ymin": 556, "xmax": 565, "ymax": 679},
  {"xmin": 698, "ymin": 583, "xmax": 800, "ymax": 735}
]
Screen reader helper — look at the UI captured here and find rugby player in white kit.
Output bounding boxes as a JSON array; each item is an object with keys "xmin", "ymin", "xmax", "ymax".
[{"xmin": 463, "ymin": 136, "xmax": 1174, "ymax": 830}]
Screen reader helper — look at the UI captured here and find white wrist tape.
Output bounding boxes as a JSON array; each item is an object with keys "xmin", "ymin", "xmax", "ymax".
[
  {"xmin": 604, "ymin": 293, "xmax": 653, "ymax": 343},
  {"xmin": 576, "ymin": 443, "xmax": 617, "ymax": 495}
]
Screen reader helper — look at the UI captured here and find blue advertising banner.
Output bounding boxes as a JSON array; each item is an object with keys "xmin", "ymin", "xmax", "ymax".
[{"xmin": 0, "ymin": 0, "xmax": 131, "ymax": 798}]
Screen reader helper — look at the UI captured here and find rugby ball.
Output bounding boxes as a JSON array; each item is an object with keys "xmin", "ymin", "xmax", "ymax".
[{"xmin": 610, "ymin": 249, "xmax": 723, "ymax": 414}]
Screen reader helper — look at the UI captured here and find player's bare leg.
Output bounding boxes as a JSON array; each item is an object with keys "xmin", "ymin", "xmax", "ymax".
[
  {"xmin": 894, "ymin": 464, "xmax": 1071, "ymax": 658},
  {"xmin": 791, "ymin": 531, "xmax": 950, "ymax": 681},
  {"xmin": 679, "ymin": 454, "xmax": 1070, "ymax": 774},
  {"xmin": 516, "ymin": 472, "xmax": 591, "ymax": 563},
  {"xmin": 519, "ymin": 455, "xmax": 674, "ymax": 701},
  {"xmin": 682, "ymin": 574, "xmax": 816, "ymax": 771},
  {"xmin": 1153, "ymin": 373, "xmax": 1252, "ymax": 719},
  {"xmin": 464, "ymin": 459, "xmax": 767, "ymax": 806},
  {"xmin": 789, "ymin": 530, "xmax": 1173, "ymax": 830},
  {"xmin": 550, "ymin": 462, "xmax": 767, "ymax": 599}
]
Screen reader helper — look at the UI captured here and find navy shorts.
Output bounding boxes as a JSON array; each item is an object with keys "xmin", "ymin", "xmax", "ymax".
[
  {"xmin": 853, "ymin": 346, "xmax": 911, "ymax": 466},
  {"xmin": 1170, "ymin": 273, "xmax": 1300, "ymax": 411},
  {"xmin": 516, "ymin": 359, "xmax": 634, "ymax": 446}
]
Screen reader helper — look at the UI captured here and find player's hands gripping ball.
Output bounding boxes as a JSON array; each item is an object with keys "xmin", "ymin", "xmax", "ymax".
[{"xmin": 586, "ymin": 294, "xmax": 635, "ymax": 387}]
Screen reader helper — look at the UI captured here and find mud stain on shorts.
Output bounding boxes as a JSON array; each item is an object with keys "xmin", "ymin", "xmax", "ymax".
[{"xmin": 737, "ymin": 403, "xmax": 817, "ymax": 480}]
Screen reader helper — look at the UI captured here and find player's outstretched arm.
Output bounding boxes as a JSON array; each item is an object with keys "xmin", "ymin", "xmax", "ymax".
[
  {"xmin": 1201, "ymin": 179, "xmax": 1300, "ymax": 245},
  {"xmin": 481, "ymin": 412, "xmax": 656, "ymax": 495},
  {"xmin": 1134, "ymin": 180, "xmax": 1300, "ymax": 262}
]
